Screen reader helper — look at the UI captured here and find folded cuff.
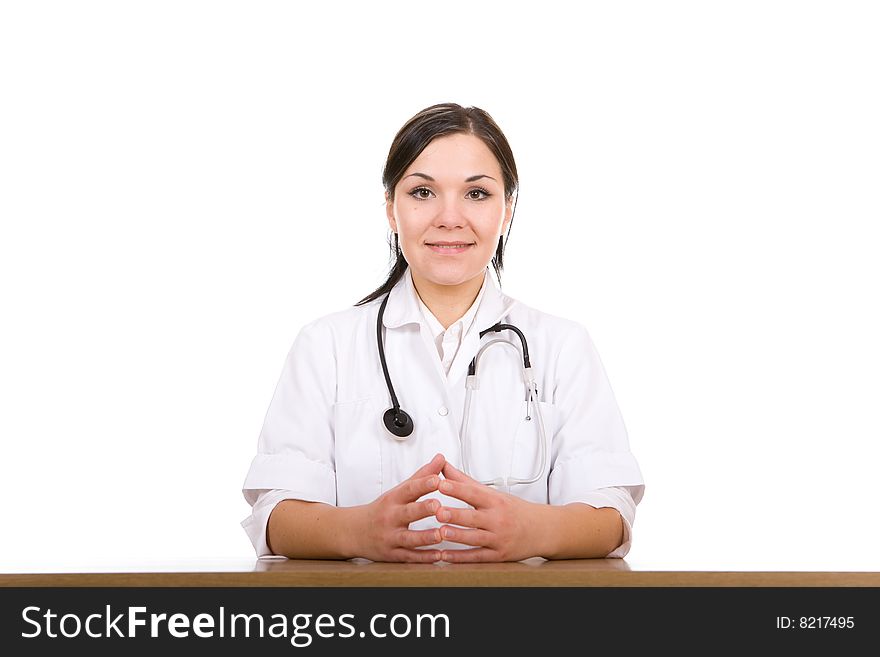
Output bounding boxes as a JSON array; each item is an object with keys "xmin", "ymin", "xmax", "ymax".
[
  {"xmin": 242, "ymin": 452, "xmax": 336, "ymax": 506},
  {"xmin": 549, "ymin": 451, "xmax": 644, "ymax": 506}
]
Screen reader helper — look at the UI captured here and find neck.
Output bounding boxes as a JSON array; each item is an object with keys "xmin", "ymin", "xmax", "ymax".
[{"xmin": 410, "ymin": 270, "xmax": 485, "ymax": 330}]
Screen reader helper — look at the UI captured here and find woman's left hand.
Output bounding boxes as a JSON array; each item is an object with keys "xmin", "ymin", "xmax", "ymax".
[{"xmin": 435, "ymin": 461, "xmax": 546, "ymax": 562}]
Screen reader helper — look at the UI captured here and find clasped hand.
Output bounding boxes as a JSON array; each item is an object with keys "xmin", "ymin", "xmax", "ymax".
[{"xmin": 355, "ymin": 453, "xmax": 542, "ymax": 563}]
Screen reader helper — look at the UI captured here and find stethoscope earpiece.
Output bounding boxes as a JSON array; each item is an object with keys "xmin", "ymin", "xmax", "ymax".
[{"xmin": 383, "ymin": 407, "xmax": 413, "ymax": 440}]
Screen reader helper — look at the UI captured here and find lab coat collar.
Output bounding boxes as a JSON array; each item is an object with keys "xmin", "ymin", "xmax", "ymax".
[{"xmin": 382, "ymin": 267, "xmax": 517, "ymax": 333}]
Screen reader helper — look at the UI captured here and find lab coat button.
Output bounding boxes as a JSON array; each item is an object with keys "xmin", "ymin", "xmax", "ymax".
[{"xmin": 438, "ymin": 406, "xmax": 449, "ymax": 416}]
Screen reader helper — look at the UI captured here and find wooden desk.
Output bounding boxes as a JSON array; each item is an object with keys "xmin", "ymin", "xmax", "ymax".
[{"xmin": 3, "ymin": 559, "xmax": 879, "ymax": 587}]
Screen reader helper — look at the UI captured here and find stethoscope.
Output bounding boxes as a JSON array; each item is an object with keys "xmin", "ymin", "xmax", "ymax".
[{"xmin": 376, "ymin": 291, "xmax": 548, "ymax": 488}]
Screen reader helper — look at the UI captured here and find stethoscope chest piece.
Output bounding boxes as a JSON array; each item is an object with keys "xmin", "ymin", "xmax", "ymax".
[
  {"xmin": 376, "ymin": 290, "xmax": 546, "ymax": 487},
  {"xmin": 383, "ymin": 407, "xmax": 413, "ymax": 441}
]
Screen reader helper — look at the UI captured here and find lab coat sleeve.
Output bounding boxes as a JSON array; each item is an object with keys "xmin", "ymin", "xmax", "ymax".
[
  {"xmin": 548, "ymin": 324, "xmax": 645, "ymax": 558},
  {"xmin": 240, "ymin": 320, "xmax": 338, "ymax": 557}
]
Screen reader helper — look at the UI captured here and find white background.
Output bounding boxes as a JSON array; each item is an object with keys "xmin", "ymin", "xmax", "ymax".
[{"xmin": 2, "ymin": 1, "xmax": 878, "ymax": 571}]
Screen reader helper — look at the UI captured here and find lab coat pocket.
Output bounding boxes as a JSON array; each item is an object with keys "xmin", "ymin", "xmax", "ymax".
[
  {"xmin": 509, "ymin": 401, "xmax": 556, "ymax": 503},
  {"xmin": 333, "ymin": 397, "xmax": 383, "ymax": 507}
]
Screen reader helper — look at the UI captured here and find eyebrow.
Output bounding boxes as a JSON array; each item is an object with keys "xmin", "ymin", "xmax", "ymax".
[{"xmin": 403, "ymin": 172, "xmax": 497, "ymax": 183}]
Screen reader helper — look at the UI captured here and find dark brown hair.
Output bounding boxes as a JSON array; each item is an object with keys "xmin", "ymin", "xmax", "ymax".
[{"xmin": 355, "ymin": 103, "xmax": 519, "ymax": 306}]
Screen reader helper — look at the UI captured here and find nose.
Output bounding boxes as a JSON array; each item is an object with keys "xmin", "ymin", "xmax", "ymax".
[{"xmin": 433, "ymin": 195, "xmax": 467, "ymax": 229}]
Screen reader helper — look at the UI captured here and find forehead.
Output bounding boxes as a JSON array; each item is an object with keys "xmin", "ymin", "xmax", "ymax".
[{"xmin": 404, "ymin": 133, "xmax": 502, "ymax": 178}]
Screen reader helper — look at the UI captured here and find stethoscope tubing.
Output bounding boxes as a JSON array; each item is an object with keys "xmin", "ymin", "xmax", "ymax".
[
  {"xmin": 461, "ymin": 340, "xmax": 548, "ymax": 489},
  {"xmin": 377, "ymin": 291, "xmax": 549, "ymax": 488}
]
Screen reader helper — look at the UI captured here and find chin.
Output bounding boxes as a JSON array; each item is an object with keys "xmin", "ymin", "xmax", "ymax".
[{"xmin": 414, "ymin": 263, "xmax": 484, "ymax": 288}]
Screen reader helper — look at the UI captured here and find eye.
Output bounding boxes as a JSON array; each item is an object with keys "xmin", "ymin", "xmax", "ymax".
[
  {"xmin": 467, "ymin": 188, "xmax": 491, "ymax": 200},
  {"xmin": 409, "ymin": 187, "xmax": 434, "ymax": 200}
]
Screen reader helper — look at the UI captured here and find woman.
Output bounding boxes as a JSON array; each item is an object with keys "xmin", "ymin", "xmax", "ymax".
[{"xmin": 241, "ymin": 103, "xmax": 644, "ymax": 563}]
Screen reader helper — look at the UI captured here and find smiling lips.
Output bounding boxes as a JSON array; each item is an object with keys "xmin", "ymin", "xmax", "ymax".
[{"xmin": 425, "ymin": 241, "xmax": 474, "ymax": 254}]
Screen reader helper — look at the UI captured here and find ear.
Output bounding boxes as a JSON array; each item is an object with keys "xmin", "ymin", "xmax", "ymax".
[
  {"xmin": 501, "ymin": 196, "xmax": 514, "ymax": 233},
  {"xmin": 385, "ymin": 191, "xmax": 398, "ymax": 234}
]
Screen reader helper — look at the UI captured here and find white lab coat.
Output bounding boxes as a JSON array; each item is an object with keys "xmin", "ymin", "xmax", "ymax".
[{"xmin": 241, "ymin": 268, "xmax": 645, "ymax": 558}]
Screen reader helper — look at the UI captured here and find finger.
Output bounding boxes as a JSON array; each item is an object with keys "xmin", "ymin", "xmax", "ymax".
[
  {"xmin": 436, "ymin": 506, "xmax": 483, "ymax": 529},
  {"xmin": 438, "ymin": 479, "xmax": 494, "ymax": 508},
  {"xmin": 392, "ymin": 474, "xmax": 441, "ymax": 504},
  {"xmin": 440, "ymin": 548, "xmax": 500, "ymax": 563},
  {"xmin": 408, "ymin": 453, "xmax": 446, "ymax": 480},
  {"xmin": 399, "ymin": 497, "xmax": 440, "ymax": 525},
  {"xmin": 441, "ymin": 460, "xmax": 480, "ymax": 484},
  {"xmin": 439, "ymin": 525, "xmax": 494, "ymax": 548},
  {"xmin": 395, "ymin": 527, "xmax": 442, "ymax": 549},
  {"xmin": 389, "ymin": 548, "xmax": 442, "ymax": 564}
]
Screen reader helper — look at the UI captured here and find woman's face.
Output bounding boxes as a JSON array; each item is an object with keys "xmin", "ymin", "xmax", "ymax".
[{"xmin": 386, "ymin": 132, "xmax": 513, "ymax": 291}]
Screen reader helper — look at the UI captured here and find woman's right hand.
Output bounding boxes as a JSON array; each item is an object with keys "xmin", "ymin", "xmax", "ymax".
[{"xmin": 348, "ymin": 453, "xmax": 446, "ymax": 562}]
